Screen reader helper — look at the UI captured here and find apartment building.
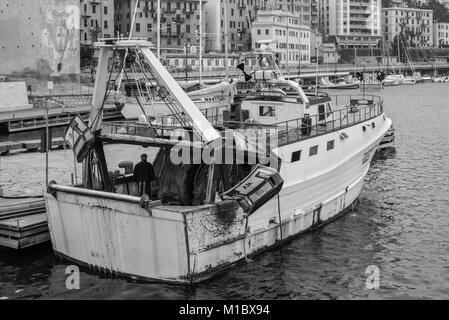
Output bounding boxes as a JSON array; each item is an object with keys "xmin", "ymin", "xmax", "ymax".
[
  {"xmin": 251, "ymin": 9, "xmax": 312, "ymax": 67},
  {"xmin": 319, "ymin": 0, "xmax": 382, "ymax": 48},
  {"xmin": 434, "ymin": 22, "xmax": 449, "ymax": 47},
  {"xmin": 205, "ymin": 0, "xmax": 263, "ymax": 53},
  {"xmin": 114, "ymin": 0, "xmax": 205, "ymax": 53},
  {"xmin": 382, "ymin": 7, "xmax": 433, "ymax": 48},
  {"xmin": 205, "ymin": 0, "xmax": 318, "ymax": 53},
  {"xmin": 80, "ymin": 0, "xmax": 114, "ymax": 45}
]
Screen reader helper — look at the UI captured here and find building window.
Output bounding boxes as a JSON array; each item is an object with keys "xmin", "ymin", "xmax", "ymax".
[
  {"xmin": 291, "ymin": 150, "xmax": 301, "ymax": 162},
  {"xmin": 327, "ymin": 140, "xmax": 335, "ymax": 151},
  {"xmin": 309, "ymin": 145, "xmax": 318, "ymax": 156},
  {"xmin": 259, "ymin": 106, "xmax": 275, "ymax": 117},
  {"xmin": 92, "ymin": 5, "xmax": 96, "ymax": 14},
  {"xmin": 104, "ymin": 6, "xmax": 108, "ymax": 15},
  {"xmin": 136, "ymin": 23, "xmax": 140, "ymax": 32}
]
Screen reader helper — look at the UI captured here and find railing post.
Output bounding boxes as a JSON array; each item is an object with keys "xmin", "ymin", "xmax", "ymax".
[{"xmin": 339, "ymin": 109, "xmax": 342, "ymax": 129}]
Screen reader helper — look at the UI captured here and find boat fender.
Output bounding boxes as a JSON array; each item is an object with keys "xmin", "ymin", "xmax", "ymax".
[{"xmin": 47, "ymin": 180, "xmax": 58, "ymax": 197}]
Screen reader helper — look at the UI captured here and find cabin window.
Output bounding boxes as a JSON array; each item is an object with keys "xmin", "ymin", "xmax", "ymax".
[
  {"xmin": 309, "ymin": 145, "xmax": 318, "ymax": 156},
  {"xmin": 259, "ymin": 106, "xmax": 276, "ymax": 117},
  {"xmin": 318, "ymin": 104, "xmax": 326, "ymax": 121},
  {"xmin": 326, "ymin": 103, "xmax": 332, "ymax": 116},
  {"xmin": 291, "ymin": 150, "xmax": 301, "ymax": 162},
  {"xmin": 327, "ymin": 140, "xmax": 335, "ymax": 151}
]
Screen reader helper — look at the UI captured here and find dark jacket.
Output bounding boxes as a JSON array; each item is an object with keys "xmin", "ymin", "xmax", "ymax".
[{"xmin": 133, "ymin": 161, "xmax": 156, "ymax": 182}]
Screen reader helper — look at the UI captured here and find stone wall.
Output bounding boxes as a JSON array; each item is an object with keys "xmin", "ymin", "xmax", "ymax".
[{"xmin": 0, "ymin": 0, "xmax": 80, "ymax": 80}]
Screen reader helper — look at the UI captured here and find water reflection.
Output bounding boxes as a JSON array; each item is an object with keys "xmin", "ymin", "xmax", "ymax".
[{"xmin": 1, "ymin": 84, "xmax": 449, "ymax": 299}]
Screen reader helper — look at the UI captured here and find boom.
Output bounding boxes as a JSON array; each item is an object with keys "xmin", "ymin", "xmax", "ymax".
[{"xmin": 89, "ymin": 39, "xmax": 221, "ymax": 144}]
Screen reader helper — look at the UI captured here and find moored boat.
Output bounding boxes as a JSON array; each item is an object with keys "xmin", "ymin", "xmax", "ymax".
[
  {"xmin": 43, "ymin": 39, "xmax": 393, "ymax": 284},
  {"xmin": 402, "ymin": 77, "xmax": 417, "ymax": 85},
  {"xmin": 383, "ymin": 74, "xmax": 404, "ymax": 86},
  {"xmin": 318, "ymin": 76, "xmax": 359, "ymax": 89}
]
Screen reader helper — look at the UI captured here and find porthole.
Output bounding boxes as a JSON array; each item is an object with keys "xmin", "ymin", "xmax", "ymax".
[{"xmin": 291, "ymin": 150, "xmax": 301, "ymax": 162}]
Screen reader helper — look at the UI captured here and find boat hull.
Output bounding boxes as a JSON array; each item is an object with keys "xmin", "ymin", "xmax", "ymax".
[
  {"xmin": 44, "ymin": 114, "xmax": 392, "ymax": 283},
  {"xmin": 318, "ymin": 84, "xmax": 359, "ymax": 90}
]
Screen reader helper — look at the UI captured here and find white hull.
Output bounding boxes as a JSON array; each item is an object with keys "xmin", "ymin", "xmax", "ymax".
[
  {"xmin": 402, "ymin": 78, "xmax": 417, "ymax": 85},
  {"xmin": 44, "ymin": 114, "xmax": 392, "ymax": 283},
  {"xmin": 433, "ymin": 77, "xmax": 449, "ymax": 83}
]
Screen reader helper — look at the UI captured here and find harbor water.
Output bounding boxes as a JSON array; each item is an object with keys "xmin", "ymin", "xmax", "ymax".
[{"xmin": 0, "ymin": 83, "xmax": 448, "ymax": 299}]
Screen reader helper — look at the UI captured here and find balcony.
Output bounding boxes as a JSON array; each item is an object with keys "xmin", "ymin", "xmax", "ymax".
[{"xmin": 172, "ymin": 17, "xmax": 186, "ymax": 24}]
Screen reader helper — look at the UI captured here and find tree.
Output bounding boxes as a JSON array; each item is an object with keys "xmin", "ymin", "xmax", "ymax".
[{"xmin": 424, "ymin": 0, "xmax": 449, "ymax": 22}]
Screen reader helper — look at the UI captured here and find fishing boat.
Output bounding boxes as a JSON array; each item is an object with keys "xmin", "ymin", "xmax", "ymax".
[{"xmin": 43, "ymin": 39, "xmax": 393, "ymax": 284}]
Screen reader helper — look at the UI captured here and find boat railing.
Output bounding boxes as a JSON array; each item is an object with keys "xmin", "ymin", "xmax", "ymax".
[
  {"xmin": 159, "ymin": 105, "xmax": 228, "ymax": 127},
  {"xmin": 101, "ymin": 95, "xmax": 384, "ymax": 147},
  {"xmin": 273, "ymin": 95, "xmax": 384, "ymax": 145},
  {"xmin": 102, "ymin": 121, "xmax": 191, "ymax": 140}
]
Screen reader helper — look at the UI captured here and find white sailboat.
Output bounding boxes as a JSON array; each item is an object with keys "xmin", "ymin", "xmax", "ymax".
[
  {"xmin": 382, "ymin": 37, "xmax": 404, "ymax": 86},
  {"xmin": 44, "ymin": 39, "xmax": 393, "ymax": 283}
]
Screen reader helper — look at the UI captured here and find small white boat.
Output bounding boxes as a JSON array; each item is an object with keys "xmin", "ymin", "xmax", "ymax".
[
  {"xmin": 433, "ymin": 76, "xmax": 449, "ymax": 83},
  {"xmin": 420, "ymin": 76, "xmax": 433, "ymax": 83},
  {"xmin": 383, "ymin": 74, "xmax": 404, "ymax": 86},
  {"xmin": 318, "ymin": 77, "xmax": 359, "ymax": 89},
  {"xmin": 402, "ymin": 77, "xmax": 417, "ymax": 85}
]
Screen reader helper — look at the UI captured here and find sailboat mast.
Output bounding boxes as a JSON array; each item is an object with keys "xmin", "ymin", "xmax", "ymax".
[
  {"xmin": 157, "ymin": 0, "xmax": 161, "ymax": 59},
  {"xmin": 224, "ymin": 2, "xmax": 229, "ymax": 81},
  {"xmin": 199, "ymin": 0, "xmax": 203, "ymax": 86},
  {"xmin": 434, "ymin": 45, "xmax": 437, "ymax": 78}
]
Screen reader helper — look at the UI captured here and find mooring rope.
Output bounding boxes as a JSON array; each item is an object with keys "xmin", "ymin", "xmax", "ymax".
[{"xmin": 277, "ymin": 194, "xmax": 283, "ymax": 242}]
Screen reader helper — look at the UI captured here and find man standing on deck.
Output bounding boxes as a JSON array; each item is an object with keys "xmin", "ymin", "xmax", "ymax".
[{"xmin": 133, "ymin": 154, "xmax": 156, "ymax": 199}]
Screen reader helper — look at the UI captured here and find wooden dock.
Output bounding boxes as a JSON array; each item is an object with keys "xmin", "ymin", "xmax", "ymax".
[{"xmin": 0, "ymin": 197, "xmax": 49, "ymax": 249}]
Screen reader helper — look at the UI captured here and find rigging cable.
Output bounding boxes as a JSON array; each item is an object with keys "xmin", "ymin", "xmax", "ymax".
[
  {"xmin": 138, "ymin": 57, "xmax": 189, "ymax": 128},
  {"xmin": 122, "ymin": 68, "xmax": 160, "ymax": 137}
]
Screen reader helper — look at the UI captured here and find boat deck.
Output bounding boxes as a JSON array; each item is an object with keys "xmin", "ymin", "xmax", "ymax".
[{"xmin": 101, "ymin": 95, "xmax": 384, "ymax": 148}]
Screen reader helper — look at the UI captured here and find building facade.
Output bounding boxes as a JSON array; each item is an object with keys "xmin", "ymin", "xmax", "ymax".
[
  {"xmin": 0, "ymin": 0, "xmax": 80, "ymax": 79},
  {"xmin": 319, "ymin": 0, "xmax": 381, "ymax": 48},
  {"xmin": 205, "ymin": 0, "xmax": 318, "ymax": 53},
  {"xmin": 434, "ymin": 22, "xmax": 449, "ymax": 47},
  {"xmin": 382, "ymin": 7, "xmax": 433, "ymax": 48},
  {"xmin": 205, "ymin": 0, "xmax": 263, "ymax": 53},
  {"xmin": 80, "ymin": 0, "xmax": 115, "ymax": 45},
  {"xmin": 251, "ymin": 9, "xmax": 312, "ymax": 67},
  {"xmin": 114, "ymin": 0, "xmax": 205, "ymax": 54}
]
